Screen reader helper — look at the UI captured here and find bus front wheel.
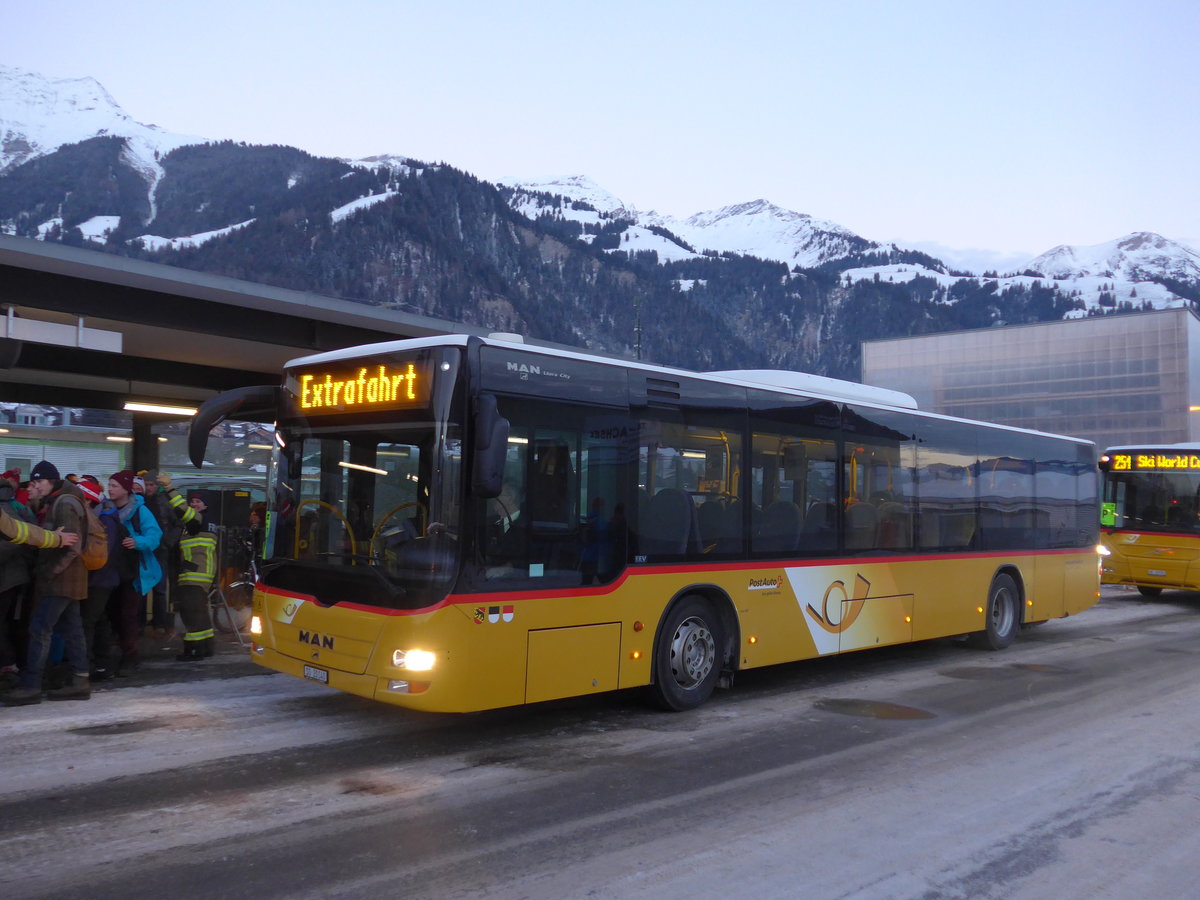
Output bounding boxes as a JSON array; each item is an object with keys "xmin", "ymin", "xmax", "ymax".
[
  {"xmin": 648, "ymin": 595, "xmax": 723, "ymax": 711},
  {"xmin": 975, "ymin": 573, "xmax": 1020, "ymax": 651}
]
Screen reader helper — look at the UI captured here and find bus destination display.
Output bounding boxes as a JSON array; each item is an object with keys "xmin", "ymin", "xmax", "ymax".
[
  {"xmin": 1106, "ymin": 452, "xmax": 1200, "ymax": 472},
  {"xmin": 291, "ymin": 361, "xmax": 426, "ymax": 414}
]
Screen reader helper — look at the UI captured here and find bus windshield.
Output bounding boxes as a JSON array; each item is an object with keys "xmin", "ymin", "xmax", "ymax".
[
  {"xmin": 1103, "ymin": 469, "xmax": 1200, "ymax": 534},
  {"xmin": 261, "ymin": 342, "xmax": 466, "ymax": 611},
  {"xmin": 264, "ymin": 419, "xmax": 464, "ymax": 609}
]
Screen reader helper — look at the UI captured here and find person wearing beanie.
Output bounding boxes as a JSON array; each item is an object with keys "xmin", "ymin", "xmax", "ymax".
[
  {"xmin": 29, "ymin": 460, "xmax": 59, "ymax": 482},
  {"xmin": 103, "ymin": 470, "xmax": 162, "ymax": 676},
  {"xmin": 4, "ymin": 461, "xmax": 91, "ymax": 705},
  {"xmin": 141, "ymin": 470, "xmax": 183, "ymax": 639},
  {"xmin": 75, "ymin": 479, "xmax": 102, "ymax": 505},
  {"xmin": 75, "ymin": 476, "xmax": 118, "ymax": 682}
]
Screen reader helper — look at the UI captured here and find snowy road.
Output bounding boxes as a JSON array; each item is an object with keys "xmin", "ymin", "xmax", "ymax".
[{"xmin": 2, "ymin": 587, "xmax": 1198, "ymax": 900}]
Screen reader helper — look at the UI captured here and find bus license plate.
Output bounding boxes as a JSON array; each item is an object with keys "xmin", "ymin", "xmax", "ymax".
[
  {"xmin": 303, "ymin": 664, "xmax": 329, "ymax": 684},
  {"xmin": 1147, "ymin": 569, "xmax": 1167, "ymax": 577}
]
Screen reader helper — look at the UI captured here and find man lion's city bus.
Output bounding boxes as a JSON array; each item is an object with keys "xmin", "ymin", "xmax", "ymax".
[
  {"xmin": 1099, "ymin": 443, "xmax": 1200, "ymax": 596},
  {"xmin": 189, "ymin": 334, "xmax": 1101, "ymax": 712}
]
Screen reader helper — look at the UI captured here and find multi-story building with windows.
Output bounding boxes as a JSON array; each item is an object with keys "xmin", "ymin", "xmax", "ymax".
[{"xmin": 861, "ymin": 308, "xmax": 1200, "ymax": 449}]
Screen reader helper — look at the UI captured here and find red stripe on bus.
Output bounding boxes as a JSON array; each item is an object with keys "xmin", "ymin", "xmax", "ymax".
[{"xmin": 259, "ymin": 546, "xmax": 1096, "ymax": 617}]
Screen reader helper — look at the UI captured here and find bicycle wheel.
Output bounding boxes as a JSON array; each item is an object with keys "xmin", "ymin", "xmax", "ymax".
[
  {"xmin": 225, "ymin": 581, "xmax": 255, "ymax": 611},
  {"xmin": 211, "ymin": 588, "xmax": 252, "ymax": 634}
]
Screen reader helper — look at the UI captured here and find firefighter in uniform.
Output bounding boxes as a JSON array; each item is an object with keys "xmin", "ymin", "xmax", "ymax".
[{"xmin": 155, "ymin": 473, "xmax": 214, "ymax": 660}]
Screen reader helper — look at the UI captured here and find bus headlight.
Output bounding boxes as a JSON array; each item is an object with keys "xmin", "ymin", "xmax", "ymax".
[
  {"xmin": 250, "ymin": 615, "xmax": 263, "ymax": 635},
  {"xmin": 1096, "ymin": 544, "xmax": 1112, "ymax": 557},
  {"xmin": 393, "ymin": 649, "xmax": 436, "ymax": 671}
]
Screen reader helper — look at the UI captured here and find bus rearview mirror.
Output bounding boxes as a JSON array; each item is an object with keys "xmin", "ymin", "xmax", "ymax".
[{"xmin": 472, "ymin": 393, "xmax": 509, "ymax": 499}]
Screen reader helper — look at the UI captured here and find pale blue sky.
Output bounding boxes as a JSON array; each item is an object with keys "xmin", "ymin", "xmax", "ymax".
[{"xmin": 4, "ymin": 0, "xmax": 1197, "ymax": 261}]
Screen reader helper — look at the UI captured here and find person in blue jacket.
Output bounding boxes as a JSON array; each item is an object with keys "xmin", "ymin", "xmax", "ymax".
[{"xmin": 105, "ymin": 470, "xmax": 162, "ymax": 675}]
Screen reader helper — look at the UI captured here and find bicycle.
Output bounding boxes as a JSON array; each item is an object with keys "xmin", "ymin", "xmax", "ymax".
[
  {"xmin": 209, "ymin": 538, "xmax": 261, "ymax": 645},
  {"xmin": 210, "ymin": 579, "xmax": 254, "ymax": 641}
]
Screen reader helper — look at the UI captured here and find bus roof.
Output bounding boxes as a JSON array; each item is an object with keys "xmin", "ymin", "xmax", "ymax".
[{"xmin": 287, "ymin": 333, "xmax": 1093, "ymax": 447}]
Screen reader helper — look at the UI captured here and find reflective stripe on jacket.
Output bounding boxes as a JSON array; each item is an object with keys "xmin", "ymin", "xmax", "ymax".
[{"xmin": 178, "ymin": 531, "xmax": 217, "ymax": 586}]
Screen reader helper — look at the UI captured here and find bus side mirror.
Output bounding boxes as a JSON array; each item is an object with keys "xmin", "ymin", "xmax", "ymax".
[
  {"xmin": 188, "ymin": 385, "xmax": 280, "ymax": 468},
  {"xmin": 472, "ymin": 393, "xmax": 509, "ymax": 499}
]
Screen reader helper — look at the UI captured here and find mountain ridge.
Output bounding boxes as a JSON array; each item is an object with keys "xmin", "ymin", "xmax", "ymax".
[{"xmin": 1, "ymin": 63, "xmax": 1198, "ymax": 381}]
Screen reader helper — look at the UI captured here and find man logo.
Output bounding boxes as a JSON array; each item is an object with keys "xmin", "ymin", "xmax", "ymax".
[{"xmin": 298, "ymin": 630, "xmax": 335, "ymax": 649}]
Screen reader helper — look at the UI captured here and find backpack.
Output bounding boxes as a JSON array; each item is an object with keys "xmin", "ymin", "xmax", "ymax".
[{"xmin": 61, "ymin": 495, "xmax": 109, "ymax": 571}]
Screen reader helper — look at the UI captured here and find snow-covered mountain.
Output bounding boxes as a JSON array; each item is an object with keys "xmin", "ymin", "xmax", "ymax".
[
  {"xmin": 1013, "ymin": 233, "xmax": 1200, "ymax": 313},
  {"xmin": 498, "ymin": 174, "xmax": 1200, "ymax": 314},
  {"xmin": 3, "ymin": 64, "xmax": 1199, "ymax": 319},
  {"xmin": 655, "ymin": 199, "xmax": 884, "ymax": 269},
  {"xmin": 0, "ymin": 64, "xmax": 203, "ymax": 175},
  {"xmin": 1028, "ymin": 232, "xmax": 1200, "ymax": 284},
  {"xmin": 498, "ymin": 175, "xmax": 889, "ymax": 270}
]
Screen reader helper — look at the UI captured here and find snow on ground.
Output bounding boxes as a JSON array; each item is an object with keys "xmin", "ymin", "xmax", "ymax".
[
  {"xmin": 0, "ymin": 672, "xmax": 350, "ymax": 795},
  {"xmin": 499, "ymin": 174, "xmax": 634, "ymax": 218},
  {"xmin": 330, "ymin": 190, "xmax": 398, "ymax": 224},
  {"xmin": 76, "ymin": 214, "xmax": 121, "ymax": 243},
  {"xmin": 35, "ymin": 216, "xmax": 62, "ymax": 238},
  {"xmin": 840, "ymin": 262, "xmax": 960, "ymax": 288},
  {"xmin": 838, "ymin": 262, "xmax": 1187, "ymax": 312},
  {"xmin": 611, "ymin": 224, "xmax": 698, "ymax": 262},
  {"xmin": 135, "ymin": 218, "xmax": 256, "ymax": 251}
]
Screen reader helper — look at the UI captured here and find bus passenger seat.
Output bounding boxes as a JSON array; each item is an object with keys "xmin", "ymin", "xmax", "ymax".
[
  {"xmin": 759, "ymin": 501, "xmax": 802, "ymax": 553},
  {"xmin": 697, "ymin": 500, "xmax": 726, "ymax": 549},
  {"xmin": 802, "ymin": 501, "xmax": 835, "ymax": 550},
  {"xmin": 719, "ymin": 500, "xmax": 745, "ymax": 552},
  {"xmin": 845, "ymin": 501, "xmax": 878, "ymax": 550},
  {"xmin": 641, "ymin": 488, "xmax": 697, "ymax": 556},
  {"xmin": 877, "ymin": 501, "xmax": 912, "ymax": 549}
]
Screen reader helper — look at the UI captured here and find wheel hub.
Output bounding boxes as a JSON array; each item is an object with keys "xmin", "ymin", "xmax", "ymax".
[{"xmin": 670, "ymin": 616, "xmax": 715, "ymax": 688}]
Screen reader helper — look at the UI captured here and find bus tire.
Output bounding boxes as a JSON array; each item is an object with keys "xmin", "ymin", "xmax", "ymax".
[
  {"xmin": 1137, "ymin": 586, "xmax": 1163, "ymax": 599},
  {"xmin": 974, "ymin": 573, "xmax": 1020, "ymax": 651},
  {"xmin": 648, "ymin": 595, "xmax": 723, "ymax": 711}
]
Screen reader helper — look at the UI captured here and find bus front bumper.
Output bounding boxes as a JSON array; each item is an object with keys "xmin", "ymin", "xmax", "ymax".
[{"xmin": 250, "ymin": 644, "xmax": 434, "ymax": 707}]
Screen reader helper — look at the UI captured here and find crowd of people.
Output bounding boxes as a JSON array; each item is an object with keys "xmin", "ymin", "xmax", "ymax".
[{"xmin": 0, "ymin": 461, "xmax": 220, "ymax": 706}]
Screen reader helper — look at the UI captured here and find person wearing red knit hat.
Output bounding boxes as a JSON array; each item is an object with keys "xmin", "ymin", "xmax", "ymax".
[{"xmin": 74, "ymin": 476, "xmax": 118, "ymax": 681}]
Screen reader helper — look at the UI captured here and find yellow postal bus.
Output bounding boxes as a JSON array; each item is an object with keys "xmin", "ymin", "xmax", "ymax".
[
  {"xmin": 189, "ymin": 334, "xmax": 1101, "ymax": 712},
  {"xmin": 1099, "ymin": 443, "xmax": 1200, "ymax": 596}
]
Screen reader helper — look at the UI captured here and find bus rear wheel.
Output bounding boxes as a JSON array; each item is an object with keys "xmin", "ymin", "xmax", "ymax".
[
  {"xmin": 648, "ymin": 595, "xmax": 723, "ymax": 711},
  {"xmin": 974, "ymin": 573, "xmax": 1020, "ymax": 651},
  {"xmin": 1137, "ymin": 586, "xmax": 1163, "ymax": 598}
]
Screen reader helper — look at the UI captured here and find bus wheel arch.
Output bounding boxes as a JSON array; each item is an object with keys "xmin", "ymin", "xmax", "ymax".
[
  {"xmin": 646, "ymin": 587, "xmax": 738, "ymax": 711},
  {"xmin": 974, "ymin": 568, "xmax": 1022, "ymax": 651}
]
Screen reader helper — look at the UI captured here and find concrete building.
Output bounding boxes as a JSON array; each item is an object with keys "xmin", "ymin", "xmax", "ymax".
[{"xmin": 860, "ymin": 308, "xmax": 1200, "ymax": 450}]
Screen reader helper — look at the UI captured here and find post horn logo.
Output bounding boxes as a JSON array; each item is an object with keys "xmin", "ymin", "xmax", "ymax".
[{"xmin": 806, "ymin": 574, "xmax": 871, "ymax": 634}]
